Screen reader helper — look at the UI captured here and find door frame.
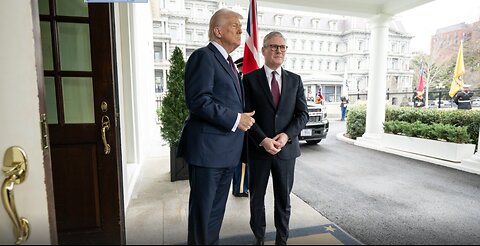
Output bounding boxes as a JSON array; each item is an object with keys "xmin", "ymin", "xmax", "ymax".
[{"xmin": 32, "ymin": 0, "xmax": 58, "ymax": 243}]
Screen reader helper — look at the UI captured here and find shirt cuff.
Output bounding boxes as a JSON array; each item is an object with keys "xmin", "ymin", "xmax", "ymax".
[{"xmin": 231, "ymin": 113, "xmax": 241, "ymax": 132}]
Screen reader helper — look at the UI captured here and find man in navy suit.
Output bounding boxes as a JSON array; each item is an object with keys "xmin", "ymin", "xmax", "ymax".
[
  {"xmin": 177, "ymin": 8, "xmax": 255, "ymax": 245},
  {"xmin": 243, "ymin": 31, "xmax": 309, "ymax": 245}
]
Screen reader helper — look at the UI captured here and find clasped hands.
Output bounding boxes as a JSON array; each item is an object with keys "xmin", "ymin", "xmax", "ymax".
[{"xmin": 261, "ymin": 133, "xmax": 288, "ymax": 155}]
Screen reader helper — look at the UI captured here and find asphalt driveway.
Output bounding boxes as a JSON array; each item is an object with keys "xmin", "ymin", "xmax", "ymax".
[{"xmin": 293, "ymin": 120, "xmax": 480, "ymax": 245}]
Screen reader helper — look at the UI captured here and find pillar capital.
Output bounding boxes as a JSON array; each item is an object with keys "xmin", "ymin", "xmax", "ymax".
[{"xmin": 368, "ymin": 13, "xmax": 392, "ymax": 28}]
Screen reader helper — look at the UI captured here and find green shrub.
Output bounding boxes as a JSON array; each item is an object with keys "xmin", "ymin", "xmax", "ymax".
[
  {"xmin": 346, "ymin": 106, "xmax": 366, "ymax": 139},
  {"xmin": 384, "ymin": 121, "xmax": 470, "ymax": 144},
  {"xmin": 346, "ymin": 106, "xmax": 480, "ymax": 145},
  {"xmin": 159, "ymin": 47, "xmax": 188, "ymax": 146}
]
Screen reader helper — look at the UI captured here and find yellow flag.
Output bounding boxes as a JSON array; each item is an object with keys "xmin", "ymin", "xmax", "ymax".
[{"xmin": 449, "ymin": 41, "xmax": 465, "ymax": 97}]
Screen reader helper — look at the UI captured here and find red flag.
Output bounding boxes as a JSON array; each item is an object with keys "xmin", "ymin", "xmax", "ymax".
[
  {"xmin": 417, "ymin": 63, "xmax": 424, "ymax": 94},
  {"xmin": 242, "ymin": 0, "xmax": 259, "ymax": 74}
]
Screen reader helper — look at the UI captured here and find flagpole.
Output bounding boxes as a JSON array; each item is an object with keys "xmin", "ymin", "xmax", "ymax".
[{"xmin": 425, "ymin": 81, "xmax": 429, "ymax": 108}]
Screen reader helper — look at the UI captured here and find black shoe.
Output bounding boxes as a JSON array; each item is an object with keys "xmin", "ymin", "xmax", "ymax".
[
  {"xmin": 233, "ymin": 192, "xmax": 249, "ymax": 197},
  {"xmin": 253, "ymin": 238, "xmax": 264, "ymax": 245}
]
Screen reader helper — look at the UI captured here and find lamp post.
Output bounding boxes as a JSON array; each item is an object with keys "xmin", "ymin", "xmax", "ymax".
[{"xmin": 435, "ymin": 84, "xmax": 445, "ymax": 108}]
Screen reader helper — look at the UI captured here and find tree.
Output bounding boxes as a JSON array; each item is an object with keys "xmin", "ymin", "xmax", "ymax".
[
  {"xmin": 159, "ymin": 47, "xmax": 188, "ymax": 146},
  {"xmin": 411, "ymin": 53, "xmax": 449, "ymax": 90}
]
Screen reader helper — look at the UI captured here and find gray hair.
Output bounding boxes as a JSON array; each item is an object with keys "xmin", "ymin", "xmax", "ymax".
[
  {"xmin": 208, "ymin": 9, "xmax": 243, "ymax": 41},
  {"xmin": 263, "ymin": 31, "xmax": 286, "ymax": 47}
]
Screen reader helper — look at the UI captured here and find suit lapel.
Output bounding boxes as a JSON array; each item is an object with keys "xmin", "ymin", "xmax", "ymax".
[
  {"xmin": 278, "ymin": 68, "xmax": 292, "ymax": 109},
  {"xmin": 208, "ymin": 43, "xmax": 242, "ymax": 101},
  {"xmin": 258, "ymin": 67, "xmax": 276, "ymax": 109}
]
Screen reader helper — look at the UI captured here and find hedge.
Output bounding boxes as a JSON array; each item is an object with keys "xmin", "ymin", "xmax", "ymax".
[{"xmin": 346, "ymin": 106, "xmax": 480, "ymax": 145}]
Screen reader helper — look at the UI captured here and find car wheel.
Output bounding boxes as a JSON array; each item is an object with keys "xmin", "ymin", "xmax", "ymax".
[{"xmin": 305, "ymin": 140, "xmax": 321, "ymax": 145}]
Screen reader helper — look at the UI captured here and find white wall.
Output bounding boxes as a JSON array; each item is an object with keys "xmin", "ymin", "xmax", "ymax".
[{"xmin": 116, "ymin": 2, "xmax": 157, "ymax": 209}]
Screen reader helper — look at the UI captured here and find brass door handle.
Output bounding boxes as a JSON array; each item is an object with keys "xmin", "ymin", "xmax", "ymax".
[
  {"xmin": 2, "ymin": 146, "xmax": 30, "ymax": 244},
  {"xmin": 101, "ymin": 115, "xmax": 111, "ymax": 155}
]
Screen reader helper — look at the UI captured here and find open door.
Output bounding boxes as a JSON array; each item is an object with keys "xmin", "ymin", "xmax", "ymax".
[
  {"xmin": 39, "ymin": 0, "xmax": 125, "ymax": 244},
  {"xmin": 0, "ymin": 0, "xmax": 56, "ymax": 244}
]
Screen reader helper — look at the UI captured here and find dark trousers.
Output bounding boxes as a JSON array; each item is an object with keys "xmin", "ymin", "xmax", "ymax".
[
  {"xmin": 249, "ymin": 156, "xmax": 296, "ymax": 245},
  {"xmin": 188, "ymin": 164, "xmax": 234, "ymax": 245},
  {"xmin": 233, "ymin": 162, "xmax": 249, "ymax": 194}
]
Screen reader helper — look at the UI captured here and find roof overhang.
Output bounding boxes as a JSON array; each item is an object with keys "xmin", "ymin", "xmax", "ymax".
[{"xmin": 227, "ymin": 0, "xmax": 435, "ymax": 18}]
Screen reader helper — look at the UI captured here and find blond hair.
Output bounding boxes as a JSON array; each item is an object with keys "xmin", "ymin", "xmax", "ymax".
[{"xmin": 208, "ymin": 8, "xmax": 243, "ymax": 41}]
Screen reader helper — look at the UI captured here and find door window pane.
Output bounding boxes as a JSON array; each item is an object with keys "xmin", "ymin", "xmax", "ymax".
[
  {"xmin": 40, "ymin": 22, "xmax": 54, "ymax": 70},
  {"xmin": 56, "ymin": 0, "xmax": 88, "ymax": 17},
  {"xmin": 45, "ymin": 77, "xmax": 58, "ymax": 124},
  {"xmin": 58, "ymin": 23, "xmax": 92, "ymax": 71},
  {"xmin": 62, "ymin": 78, "xmax": 94, "ymax": 124},
  {"xmin": 39, "ymin": 0, "xmax": 50, "ymax": 15}
]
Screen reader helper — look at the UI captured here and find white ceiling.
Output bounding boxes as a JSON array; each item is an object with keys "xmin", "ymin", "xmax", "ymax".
[{"xmin": 228, "ymin": 0, "xmax": 435, "ymax": 18}]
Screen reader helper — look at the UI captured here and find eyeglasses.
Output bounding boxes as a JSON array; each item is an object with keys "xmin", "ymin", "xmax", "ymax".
[{"xmin": 266, "ymin": 44, "xmax": 288, "ymax": 52}]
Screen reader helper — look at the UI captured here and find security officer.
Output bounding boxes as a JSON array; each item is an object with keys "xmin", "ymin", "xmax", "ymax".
[
  {"xmin": 232, "ymin": 57, "xmax": 249, "ymax": 197},
  {"xmin": 454, "ymin": 84, "xmax": 474, "ymax": 109}
]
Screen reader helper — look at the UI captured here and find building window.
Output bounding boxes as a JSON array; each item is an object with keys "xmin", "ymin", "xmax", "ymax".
[
  {"xmin": 328, "ymin": 20, "xmax": 337, "ymax": 31},
  {"xmin": 154, "ymin": 45, "xmax": 163, "ymax": 62},
  {"xmin": 155, "ymin": 70, "xmax": 164, "ymax": 93},
  {"xmin": 324, "ymin": 85, "xmax": 342, "ymax": 102},
  {"xmin": 358, "ymin": 40, "xmax": 364, "ymax": 51},
  {"xmin": 197, "ymin": 31, "xmax": 205, "ymax": 41},
  {"xmin": 293, "ymin": 17, "xmax": 301, "ymax": 27},
  {"xmin": 312, "ymin": 19, "xmax": 320, "ymax": 29},
  {"xmin": 274, "ymin": 15, "xmax": 283, "ymax": 26},
  {"xmin": 258, "ymin": 13, "xmax": 264, "ymax": 24}
]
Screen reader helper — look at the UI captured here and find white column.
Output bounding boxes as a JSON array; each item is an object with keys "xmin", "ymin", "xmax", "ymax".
[
  {"xmin": 362, "ymin": 14, "xmax": 391, "ymax": 140},
  {"xmin": 461, "ymin": 128, "xmax": 480, "ymax": 173}
]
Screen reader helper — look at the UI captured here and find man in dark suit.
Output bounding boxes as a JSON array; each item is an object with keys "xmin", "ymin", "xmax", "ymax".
[
  {"xmin": 177, "ymin": 9, "xmax": 255, "ymax": 245},
  {"xmin": 243, "ymin": 31, "xmax": 309, "ymax": 245}
]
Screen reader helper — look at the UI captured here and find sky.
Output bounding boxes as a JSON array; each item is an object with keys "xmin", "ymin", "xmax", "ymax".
[{"xmin": 397, "ymin": 0, "xmax": 480, "ymax": 54}]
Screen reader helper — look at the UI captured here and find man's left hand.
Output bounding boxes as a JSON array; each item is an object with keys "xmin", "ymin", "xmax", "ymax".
[{"xmin": 273, "ymin": 133, "xmax": 289, "ymax": 149}]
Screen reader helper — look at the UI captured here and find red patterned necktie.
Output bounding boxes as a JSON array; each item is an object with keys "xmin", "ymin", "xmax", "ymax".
[
  {"xmin": 271, "ymin": 71, "xmax": 280, "ymax": 108},
  {"xmin": 227, "ymin": 56, "xmax": 241, "ymax": 95}
]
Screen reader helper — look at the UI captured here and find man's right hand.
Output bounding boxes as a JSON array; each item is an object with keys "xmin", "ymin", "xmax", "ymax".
[
  {"xmin": 238, "ymin": 111, "xmax": 255, "ymax": 132},
  {"xmin": 260, "ymin": 137, "xmax": 282, "ymax": 155}
]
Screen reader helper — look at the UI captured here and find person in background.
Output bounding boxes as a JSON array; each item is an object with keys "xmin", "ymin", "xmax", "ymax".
[
  {"xmin": 340, "ymin": 96, "xmax": 349, "ymax": 121},
  {"xmin": 232, "ymin": 57, "xmax": 249, "ymax": 197},
  {"xmin": 454, "ymin": 84, "xmax": 474, "ymax": 110},
  {"xmin": 243, "ymin": 31, "xmax": 309, "ymax": 245},
  {"xmin": 177, "ymin": 9, "xmax": 255, "ymax": 245},
  {"xmin": 413, "ymin": 92, "xmax": 425, "ymax": 108}
]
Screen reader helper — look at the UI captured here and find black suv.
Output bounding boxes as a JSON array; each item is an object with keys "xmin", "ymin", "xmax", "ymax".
[{"xmin": 299, "ymin": 102, "xmax": 329, "ymax": 145}]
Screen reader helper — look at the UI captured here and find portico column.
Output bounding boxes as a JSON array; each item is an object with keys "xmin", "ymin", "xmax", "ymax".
[{"xmin": 362, "ymin": 14, "xmax": 391, "ymax": 140}]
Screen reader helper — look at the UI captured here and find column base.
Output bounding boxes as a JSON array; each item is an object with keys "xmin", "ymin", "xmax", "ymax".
[{"xmin": 461, "ymin": 154, "xmax": 480, "ymax": 175}]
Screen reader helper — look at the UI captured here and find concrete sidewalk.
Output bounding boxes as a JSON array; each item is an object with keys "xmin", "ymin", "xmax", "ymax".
[{"xmin": 126, "ymin": 139, "xmax": 360, "ymax": 245}]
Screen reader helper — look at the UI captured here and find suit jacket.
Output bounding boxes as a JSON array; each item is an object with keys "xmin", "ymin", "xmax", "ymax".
[
  {"xmin": 243, "ymin": 67, "xmax": 309, "ymax": 160},
  {"xmin": 177, "ymin": 43, "xmax": 244, "ymax": 168}
]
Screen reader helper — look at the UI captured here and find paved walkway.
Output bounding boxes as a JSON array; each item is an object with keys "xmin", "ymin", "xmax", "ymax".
[{"xmin": 125, "ymin": 138, "xmax": 361, "ymax": 245}]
